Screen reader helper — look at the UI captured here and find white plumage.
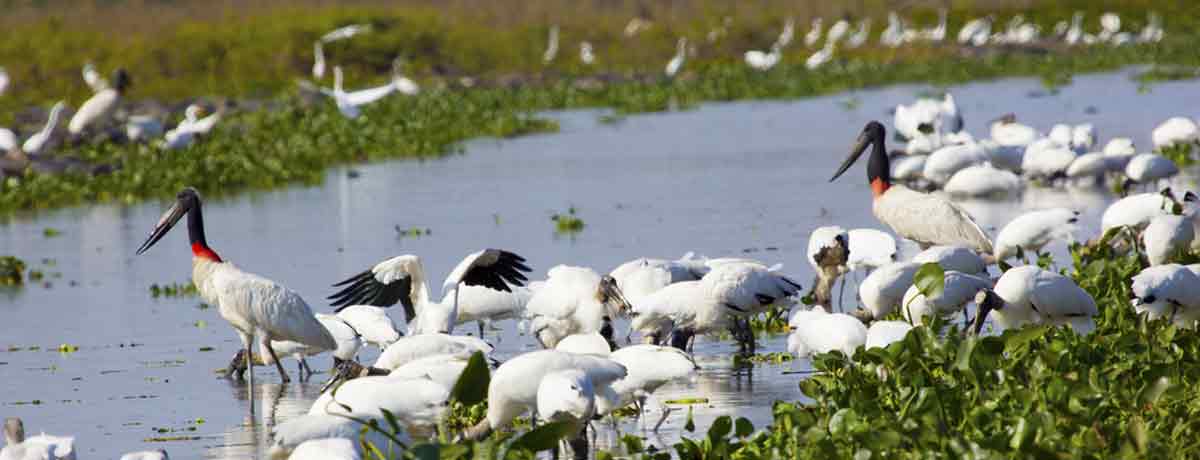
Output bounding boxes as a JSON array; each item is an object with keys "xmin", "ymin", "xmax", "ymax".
[
  {"xmin": 857, "ymin": 262, "xmax": 920, "ymax": 319},
  {"xmin": 373, "ymin": 334, "xmax": 492, "ymax": 371},
  {"xmin": 974, "ymin": 266, "xmax": 1097, "ymax": 333},
  {"xmin": 269, "ymin": 413, "xmax": 407, "ymax": 460},
  {"xmin": 324, "ymin": 65, "xmax": 414, "ymax": 119},
  {"xmin": 598, "ymin": 345, "xmax": 696, "ymax": 413},
  {"xmin": 911, "ymin": 245, "xmax": 988, "ymax": 275},
  {"xmin": 1143, "ymin": 215, "xmax": 1194, "ymax": 266},
  {"xmin": 787, "ymin": 307, "xmax": 867, "ymax": 357},
  {"xmin": 22, "ymin": 101, "xmax": 65, "ymax": 155},
  {"xmin": 388, "ymin": 353, "xmax": 471, "ymax": 390},
  {"xmin": 845, "ymin": 19, "xmax": 871, "ymax": 48},
  {"xmin": 68, "ymin": 85, "xmax": 122, "ymax": 135},
  {"xmin": 267, "ymin": 313, "xmax": 362, "ymax": 377},
  {"xmin": 880, "ymin": 12, "xmax": 905, "ymax": 47},
  {"xmin": 665, "ymin": 38, "xmax": 687, "ymax": 77},
  {"xmin": 873, "ymin": 185, "xmax": 993, "ymax": 253},
  {"xmin": 804, "ymin": 43, "xmax": 834, "ymax": 70},
  {"xmin": 609, "ymin": 256, "xmax": 700, "ymax": 305},
  {"xmin": 893, "ymin": 94, "xmax": 959, "ymax": 141},
  {"xmin": 1151, "ymin": 117, "xmax": 1197, "ymax": 149},
  {"xmin": 900, "ymin": 270, "xmax": 990, "ymax": 324},
  {"xmin": 804, "ymin": 18, "xmax": 824, "ymax": 47},
  {"xmin": 579, "ymin": 42, "xmax": 595, "ymax": 65},
  {"xmin": 1131, "ymin": 264, "xmax": 1200, "ymax": 328},
  {"xmin": 526, "ymin": 265, "xmax": 629, "ymax": 348},
  {"xmin": 890, "ymin": 154, "xmax": 927, "ymax": 181},
  {"xmin": 1021, "ymin": 140, "xmax": 1076, "ymax": 179},
  {"xmin": 943, "ymin": 164, "xmax": 1021, "ymax": 197},
  {"xmin": 1101, "ymin": 192, "xmax": 1174, "ymax": 232},
  {"xmin": 1065, "ymin": 152, "xmax": 1110, "ymax": 179},
  {"xmin": 542, "ymin": 25, "xmax": 559, "ymax": 64},
  {"xmin": 321, "ymin": 24, "xmax": 372, "ymax": 43},
  {"xmin": 335, "ymin": 305, "xmax": 400, "ymax": 348},
  {"xmin": 743, "ymin": 46, "xmax": 781, "ymax": 71},
  {"xmin": 923, "ymin": 143, "xmax": 988, "ymax": 185},
  {"xmin": 866, "ymin": 321, "xmax": 913, "ymax": 349},
  {"xmin": 846, "ymin": 228, "xmax": 898, "ymax": 271},
  {"xmin": 537, "ymin": 369, "xmax": 596, "ymax": 435},
  {"xmin": 119, "ymin": 449, "xmax": 168, "ymax": 460},
  {"xmin": 1, "ymin": 418, "xmax": 75, "ymax": 460},
  {"xmin": 287, "ymin": 438, "xmax": 360, "ymax": 460},
  {"xmin": 990, "ymin": 116, "xmax": 1039, "ymax": 147},
  {"xmin": 1124, "ymin": 153, "xmax": 1178, "ymax": 186},
  {"xmin": 958, "ymin": 17, "xmax": 991, "ymax": 46},
  {"xmin": 309, "ymin": 376, "xmax": 449, "ymax": 428},
  {"xmin": 994, "ymin": 208, "xmax": 1079, "ymax": 262},
  {"xmin": 555, "ymin": 332, "xmax": 612, "ymax": 355}
]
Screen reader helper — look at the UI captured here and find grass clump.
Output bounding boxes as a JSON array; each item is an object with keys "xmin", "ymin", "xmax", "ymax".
[
  {"xmin": 0, "ymin": 256, "xmax": 27, "ymax": 285},
  {"xmin": 551, "ymin": 207, "xmax": 584, "ymax": 234}
]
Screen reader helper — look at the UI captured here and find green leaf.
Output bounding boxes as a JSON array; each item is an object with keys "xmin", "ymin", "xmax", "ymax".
[
  {"xmin": 735, "ymin": 417, "xmax": 754, "ymax": 438},
  {"xmin": 913, "ymin": 262, "xmax": 945, "ymax": 299},
  {"xmin": 954, "ymin": 336, "xmax": 978, "ymax": 371},
  {"xmin": 1139, "ymin": 376, "xmax": 1170, "ymax": 406},
  {"xmin": 1009, "ymin": 417, "xmax": 1030, "ymax": 450},
  {"xmin": 707, "ymin": 415, "xmax": 732, "ymax": 441},
  {"xmin": 410, "ymin": 443, "xmax": 439, "ymax": 460},
  {"xmin": 450, "ymin": 351, "xmax": 490, "ymax": 405},
  {"xmin": 508, "ymin": 421, "xmax": 575, "ymax": 452}
]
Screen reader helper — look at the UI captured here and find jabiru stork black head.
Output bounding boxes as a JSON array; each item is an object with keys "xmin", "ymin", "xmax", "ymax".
[
  {"xmin": 136, "ymin": 187, "xmax": 221, "ymax": 261},
  {"xmin": 829, "ymin": 121, "xmax": 890, "ymax": 196}
]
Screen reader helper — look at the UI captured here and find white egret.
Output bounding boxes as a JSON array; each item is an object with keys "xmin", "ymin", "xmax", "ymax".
[
  {"xmin": 744, "ymin": 45, "xmax": 781, "ymax": 71},
  {"xmin": 804, "ymin": 18, "xmax": 823, "ymax": 47},
  {"xmin": 845, "ymin": 19, "xmax": 871, "ymax": 48},
  {"xmin": 826, "ymin": 19, "xmax": 850, "ymax": 45},
  {"xmin": 1138, "ymin": 12, "xmax": 1164, "ymax": 43},
  {"xmin": 958, "ymin": 17, "xmax": 992, "ymax": 46},
  {"xmin": 135, "ymin": 188, "xmax": 336, "ymax": 398},
  {"xmin": 973, "ymin": 266, "xmax": 1097, "ymax": 333},
  {"xmin": 0, "ymin": 67, "xmax": 8, "ymax": 95},
  {"xmin": 579, "ymin": 41, "xmax": 595, "ymax": 65},
  {"xmin": 880, "ymin": 13, "xmax": 905, "ymax": 47},
  {"xmin": 321, "ymin": 24, "xmax": 372, "ymax": 43},
  {"xmin": 776, "ymin": 17, "xmax": 796, "ymax": 47},
  {"xmin": 312, "ymin": 42, "xmax": 326, "ymax": 80},
  {"xmin": 542, "ymin": 25, "xmax": 559, "ymax": 64}
]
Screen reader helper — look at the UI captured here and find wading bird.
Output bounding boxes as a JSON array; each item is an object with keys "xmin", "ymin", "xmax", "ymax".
[
  {"xmin": 134, "ymin": 188, "xmax": 336, "ymax": 405},
  {"xmin": 1131, "ymin": 264, "xmax": 1200, "ymax": 328},
  {"xmin": 68, "ymin": 68, "xmax": 130, "ymax": 137},
  {"xmin": 994, "ymin": 208, "xmax": 1079, "ymax": 262},
  {"xmin": 21, "ymin": 101, "xmax": 65, "ymax": 156},
  {"xmin": 596, "ymin": 344, "xmax": 698, "ymax": 431},
  {"xmin": 665, "ymin": 38, "xmax": 687, "ymax": 78},
  {"xmin": 1, "ymin": 418, "xmax": 76, "ymax": 460},
  {"xmin": 829, "ymin": 121, "xmax": 994, "ymax": 253},
  {"xmin": 973, "ymin": 266, "xmax": 1097, "ymax": 334},
  {"xmin": 525, "ymin": 266, "xmax": 632, "ymax": 348}
]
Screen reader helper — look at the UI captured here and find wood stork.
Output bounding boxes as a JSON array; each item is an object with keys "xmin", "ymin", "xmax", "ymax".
[
  {"xmin": 845, "ymin": 19, "xmax": 871, "ymax": 48},
  {"xmin": 1102, "ymin": 190, "xmax": 1175, "ymax": 232},
  {"xmin": 542, "ymin": 25, "xmax": 559, "ymax": 64},
  {"xmin": 1022, "ymin": 138, "xmax": 1077, "ymax": 179},
  {"xmin": 973, "ymin": 266, "xmax": 1097, "ymax": 334},
  {"xmin": 525, "ymin": 265, "xmax": 632, "ymax": 348},
  {"xmin": 901, "ymin": 270, "xmax": 990, "ymax": 325},
  {"xmin": 787, "ymin": 306, "xmax": 867, "ymax": 357},
  {"xmin": 989, "ymin": 114, "xmax": 1038, "ymax": 147},
  {"xmin": 309, "ymin": 376, "xmax": 449, "ymax": 428},
  {"xmin": 21, "ymin": 101, "xmax": 65, "ymax": 156},
  {"xmin": 1138, "ymin": 12, "xmax": 1164, "ymax": 43},
  {"xmin": 287, "ymin": 439, "xmax": 359, "ymax": 460},
  {"xmin": 958, "ymin": 16, "xmax": 992, "ymax": 46},
  {"xmin": 665, "ymin": 38, "xmax": 687, "ymax": 78},
  {"xmin": 373, "ymin": 333, "xmax": 492, "ymax": 373},
  {"xmin": 135, "ymin": 188, "xmax": 336, "ymax": 396},
  {"xmin": 994, "ymin": 208, "xmax": 1079, "ymax": 262},
  {"xmin": 880, "ymin": 13, "xmax": 904, "ymax": 47},
  {"xmin": 846, "ymin": 228, "xmax": 897, "ymax": 272},
  {"xmin": 555, "ymin": 332, "xmax": 612, "ymax": 355},
  {"xmin": 866, "ymin": 320, "xmax": 913, "ymax": 349},
  {"xmin": 311, "ymin": 42, "xmax": 326, "ymax": 80},
  {"xmin": 744, "ymin": 44, "xmax": 781, "ymax": 71},
  {"xmin": 1072, "ymin": 124, "xmax": 1096, "ymax": 153},
  {"xmin": 269, "ymin": 413, "xmax": 408, "ymax": 460},
  {"xmin": 389, "ymin": 353, "xmax": 472, "ymax": 389},
  {"xmin": 923, "ymin": 143, "xmax": 988, "ymax": 185},
  {"xmin": 596, "ymin": 344, "xmax": 698, "ymax": 431},
  {"xmin": 853, "ymin": 261, "xmax": 919, "ymax": 320},
  {"xmin": 1143, "ymin": 215, "xmax": 1194, "ymax": 266},
  {"xmin": 463, "ymin": 350, "xmax": 625, "ymax": 439},
  {"xmin": 944, "ymin": 164, "xmax": 1021, "ymax": 197},
  {"xmin": 1, "ymin": 418, "xmax": 75, "ymax": 460},
  {"xmin": 1131, "ymin": 264, "xmax": 1200, "ymax": 328},
  {"xmin": 830, "ymin": 121, "xmax": 994, "ymax": 253},
  {"xmin": 609, "ymin": 255, "xmax": 702, "ymax": 305},
  {"xmin": 890, "ymin": 154, "xmax": 927, "ymax": 182},
  {"xmin": 826, "ymin": 19, "xmax": 851, "ymax": 45},
  {"xmin": 1066, "ymin": 153, "xmax": 1110, "ymax": 181},
  {"xmin": 807, "ymin": 226, "xmax": 849, "ymax": 306},
  {"xmin": 894, "ymin": 94, "xmax": 960, "ymax": 141},
  {"xmin": 327, "ymin": 249, "xmax": 530, "ymax": 335},
  {"xmin": 68, "ymin": 68, "xmax": 129, "ymax": 137},
  {"xmin": 804, "ymin": 18, "xmax": 823, "ymax": 47},
  {"xmin": 1124, "ymin": 153, "xmax": 1179, "ymax": 190},
  {"xmin": 258, "ymin": 313, "xmax": 361, "ymax": 380},
  {"xmin": 118, "ymin": 449, "xmax": 168, "ymax": 460},
  {"xmin": 452, "ymin": 284, "xmax": 534, "ymax": 338},
  {"xmin": 912, "ymin": 245, "xmax": 988, "ymax": 275},
  {"xmin": 537, "ymin": 370, "xmax": 596, "ymax": 455},
  {"xmin": 334, "ymin": 304, "xmax": 400, "ymax": 348},
  {"xmin": 1151, "ymin": 117, "xmax": 1197, "ymax": 149},
  {"xmin": 579, "ymin": 41, "xmax": 595, "ymax": 65}
]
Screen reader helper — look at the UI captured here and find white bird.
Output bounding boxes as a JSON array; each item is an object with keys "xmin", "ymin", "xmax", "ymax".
[
  {"xmin": 287, "ymin": 438, "xmax": 359, "ymax": 460},
  {"xmin": 894, "ymin": 94, "xmax": 960, "ymax": 141},
  {"xmin": 119, "ymin": 449, "xmax": 168, "ymax": 460},
  {"xmin": 309, "ymin": 376, "xmax": 449, "ymax": 428},
  {"xmin": 1064, "ymin": 12, "xmax": 1084, "ymax": 45},
  {"xmin": 1, "ymin": 418, "xmax": 75, "ymax": 460},
  {"xmin": 804, "ymin": 18, "xmax": 824, "ymax": 47},
  {"xmin": 269, "ymin": 413, "xmax": 407, "ymax": 460},
  {"xmin": 944, "ymin": 164, "xmax": 1021, "ymax": 197},
  {"xmin": 134, "ymin": 188, "xmax": 336, "ymax": 396},
  {"xmin": 845, "ymin": 19, "xmax": 872, "ymax": 48},
  {"xmin": 388, "ymin": 353, "xmax": 471, "ymax": 389},
  {"xmin": 990, "ymin": 114, "xmax": 1039, "ymax": 147},
  {"xmin": 807, "ymin": 226, "xmax": 849, "ymax": 306},
  {"xmin": 266, "ymin": 313, "xmax": 362, "ymax": 380},
  {"xmin": 900, "ymin": 270, "xmax": 991, "ymax": 325},
  {"xmin": 311, "ymin": 42, "xmax": 326, "ymax": 80},
  {"xmin": 555, "ymin": 332, "xmax": 612, "ymax": 355},
  {"xmin": 1022, "ymin": 139, "xmax": 1077, "ymax": 179},
  {"xmin": 973, "ymin": 266, "xmax": 1097, "ymax": 333},
  {"xmin": 846, "ymin": 228, "xmax": 898, "ymax": 272},
  {"xmin": 805, "ymin": 42, "xmax": 834, "ymax": 70},
  {"xmin": 865, "ymin": 321, "xmax": 912, "ymax": 348},
  {"xmin": 1138, "ymin": 12, "xmax": 1164, "ymax": 43},
  {"xmin": 880, "ymin": 13, "xmax": 905, "ymax": 47},
  {"xmin": 126, "ymin": 115, "xmax": 164, "ymax": 143},
  {"xmin": 830, "ymin": 122, "xmax": 994, "ymax": 253},
  {"xmin": 21, "ymin": 101, "xmax": 65, "ymax": 156},
  {"xmin": 0, "ymin": 67, "xmax": 8, "ymax": 95},
  {"xmin": 826, "ymin": 19, "xmax": 851, "ymax": 45},
  {"xmin": 526, "ymin": 266, "xmax": 632, "ymax": 348},
  {"xmin": 787, "ymin": 306, "xmax": 867, "ymax": 357},
  {"xmin": 579, "ymin": 41, "xmax": 595, "ymax": 65},
  {"xmin": 453, "ymin": 284, "xmax": 534, "ymax": 337},
  {"xmin": 744, "ymin": 45, "xmax": 781, "ymax": 71},
  {"xmin": 1065, "ymin": 152, "xmax": 1110, "ymax": 180},
  {"xmin": 958, "ymin": 17, "xmax": 992, "ymax": 46},
  {"xmin": 1098, "ymin": 12, "xmax": 1121, "ymax": 43},
  {"xmin": 1143, "ymin": 215, "xmax": 1194, "ymax": 266},
  {"xmin": 334, "ymin": 304, "xmax": 400, "ymax": 348},
  {"xmin": 1124, "ymin": 153, "xmax": 1178, "ymax": 189},
  {"xmin": 68, "ymin": 68, "xmax": 130, "ymax": 136},
  {"xmin": 463, "ymin": 350, "xmax": 626, "ymax": 439},
  {"xmin": 1071, "ymin": 124, "xmax": 1096, "ymax": 153},
  {"xmin": 596, "ymin": 345, "xmax": 696, "ymax": 422},
  {"xmin": 855, "ymin": 262, "xmax": 920, "ymax": 320},
  {"xmin": 323, "ymin": 63, "xmax": 418, "ymax": 119},
  {"xmin": 912, "ymin": 245, "xmax": 988, "ymax": 275},
  {"xmin": 537, "ymin": 369, "xmax": 596, "ymax": 440},
  {"xmin": 327, "ymin": 249, "xmax": 530, "ymax": 335},
  {"xmin": 1131, "ymin": 264, "xmax": 1200, "ymax": 328},
  {"xmin": 321, "ymin": 24, "xmax": 372, "ymax": 43},
  {"xmin": 373, "ymin": 333, "xmax": 493, "ymax": 372},
  {"xmin": 609, "ymin": 256, "xmax": 701, "ymax": 305},
  {"xmin": 665, "ymin": 38, "xmax": 687, "ymax": 78},
  {"xmin": 1151, "ymin": 117, "xmax": 1198, "ymax": 149},
  {"xmin": 161, "ymin": 104, "xmax": 221, "ymax": 150},
  {"xmin": 994, "ymin": 208, "xmax": 1079, "ymax": 262},
  {"xmin": 923, "ymin": 143, "xmax": 988, "ymax": 185},
  {"xmin": 1102, "ymin": 137, "xmax": 1138, "ymax": 171},
  {"xmin": 82, "ymin": 62, "xmax": 107, "ymax": 91},
  {"xmin": 543, "ymin": 25, "xmax": 559, "ymax": 64},
  {"xmin": 1101, "ymin": 191, "xmax": 1175, "ymax": 232},
  {"xmin": 890, "ymin": 154, "xmax": 928, "ymax": 182},
  {"xmin": 923, "ymin": 9, "xmax": 948, "ymax": 42}
]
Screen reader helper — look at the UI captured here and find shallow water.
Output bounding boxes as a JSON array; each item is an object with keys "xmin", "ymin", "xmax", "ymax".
[{"xmin": 2, "ymin": 68, "xmax": 1199, "ymax": 459}]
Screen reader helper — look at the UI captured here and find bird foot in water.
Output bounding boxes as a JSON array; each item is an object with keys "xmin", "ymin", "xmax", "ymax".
[{"xmin": 226, "ymin": 350, "xmax": 249, "ymax": 380}]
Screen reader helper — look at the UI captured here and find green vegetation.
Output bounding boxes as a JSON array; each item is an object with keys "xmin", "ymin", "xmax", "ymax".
[
  {"xmin": 0, "ymin": 256, "xmax": 26, "ymax": 285},
  {"xmin": 149, "ymin": 282, "xmax": 199, "ymax": 298},
  {"xmin": 551, "ymin": 207, "xmax": 585, "ymax": 234},
  {"xmin": 2, "ymin": 2, "xmax": 1200, "ymax": 214}
]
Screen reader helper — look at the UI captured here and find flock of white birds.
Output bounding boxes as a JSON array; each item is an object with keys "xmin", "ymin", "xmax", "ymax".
[{"xmin": 1, "ymin": 10, "xmax": 1195, "ymax": 460}]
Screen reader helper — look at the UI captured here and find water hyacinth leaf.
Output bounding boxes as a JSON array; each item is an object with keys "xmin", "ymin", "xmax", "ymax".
[
  {"xmin": 1004, "ymin": 325, "xmax": 1049, "ymax": 352},
  {"xmin": 409, "ymin": 443, "xmax": 438, "ymax": 460},
  {"xmin": 509, "ymin": 421, "xmax": 575, "ymax": 452},
  {"xmin": 913, "ymin": 263, "xmax": 945, "ymax": 299},
  {"xmin": 735, "ymin": 417, "xmax": 754, "ymax": 438},
  {"xmin": 450, "ymin": 351, "xmax": 489, "ymax": 405},
  {"xmin": 1138, "ymin": 376, "xmax": 1170, "ymax": 406},
  {"xmin": 707, "ymin": 415, "xmax": 732, "ymax": 441},
  {"xmin": 954, "ymin": 336, "xmax": 978, "ymax": 371}
]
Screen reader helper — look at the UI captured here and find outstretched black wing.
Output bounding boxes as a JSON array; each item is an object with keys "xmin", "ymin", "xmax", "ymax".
[{"xmin": 328, "ymin": 270, "xmax": 416, "ymax": 321}]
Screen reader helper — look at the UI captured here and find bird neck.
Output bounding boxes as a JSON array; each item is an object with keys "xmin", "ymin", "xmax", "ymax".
[
  {"xmin": 187, "ymin": 204, "xmax": 222, "ymax": 263},
  {"xmin": 867, "ymin": 140, "xmax": 890, "ymax": 197}
]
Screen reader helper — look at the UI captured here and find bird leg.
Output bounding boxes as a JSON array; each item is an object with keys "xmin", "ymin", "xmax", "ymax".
[
  {"xmin": 567, "ymin": 426, "xmax": 589, "ymax": 460},
  {"xmin": 477, "ymin": 321, "xmax": 485, "ymax": 339},
  {"xmin": 226, "ymin": 349, "xmax": 248, "ymax": 380},
  {"xmin": 245, "ymin": 337, "xmax": 255, "ymax": 416},
  {"xmin": 263, "ymin": 341, "xmax": 291, "ymax": 383},
  {"xmin": 653, "ymin": 404, "xmax": 674, "ymax": 432},
  {"xmin": 462, "ymin": 419, "xmax": 493, "ymax": 441}
]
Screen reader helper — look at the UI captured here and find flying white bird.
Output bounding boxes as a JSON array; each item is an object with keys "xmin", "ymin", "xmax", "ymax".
[
  {"xmin": 323, "ymin": 62, "xmax": 418, "ymax": 119},
  {"xmin": 973, "ymin": 266, "xmax": 1097, "ymax": 333},
  {"xmin": 829, "ymin": 121, "xmax": 994, "ymax": 253},
  {"xmin": 321, "ymin": 24, "xmax": 372, "ymax": 43},
  {"xmin": 135, "ymin": 188, "xmax": 336, "ymax": 400}
]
